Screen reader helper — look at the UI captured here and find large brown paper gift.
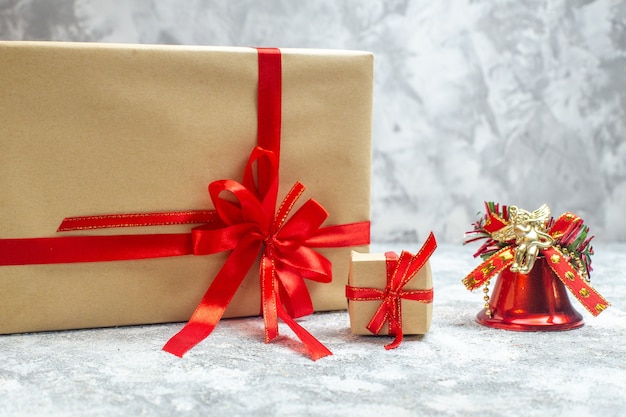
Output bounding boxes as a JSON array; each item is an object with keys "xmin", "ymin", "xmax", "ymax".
[
  {"xmin": 347, "ymin": 251, "xmax": 433, "ymax": 336},
  {"xmin": 0, "ymin": 42, "xmax": 372, "ymax": 335}
]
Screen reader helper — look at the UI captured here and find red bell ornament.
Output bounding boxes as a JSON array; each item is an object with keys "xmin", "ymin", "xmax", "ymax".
[
  {"xmin": 476, "ymin": 257, "xmax": 584, "ymax": 331},
  {"xmin": 463, "ymin": 202, "xmax": 609, "ymax": 331}
]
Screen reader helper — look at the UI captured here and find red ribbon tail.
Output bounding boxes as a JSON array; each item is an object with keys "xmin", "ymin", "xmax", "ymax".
[
  {"xmin": 162, "ymin": 322, "xmax": 218, "ymax": 358},
  {"xmin": 261, "ymin": 255, "xmax": 279, "ymax": 343},
  {"xmin": 276, "ymin": 302, "xmax": 332, "ymax": 361},
  {"xmin": 162, "ymin": 239, "xmax": 262, "ymax": 357},
  {"xmin": 384, "ymin": 318, "xmax": 403, "ymax": 351},
  {"xmin": 261, "ymin": 253, "xmax": 331, "ymax": 359},
  {"xmin": 276, "ymin": 267, "xmax": 315, "ymax": 318},
  {"xmin": 543, "ymin": 247, "xmax": 610, "ymax": 316},
  {"xmin": 366, "ymin": 298, "xmax": 392, "ymax": 336}
]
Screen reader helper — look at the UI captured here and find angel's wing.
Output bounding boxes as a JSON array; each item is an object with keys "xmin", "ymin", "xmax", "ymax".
[
  {"xmin": 530, "ymin": 204, "xmax": 551, "ymax": 222},
  {"xmin": 490, "ymin": 224, "xmax": 516, "ymax": 242}
]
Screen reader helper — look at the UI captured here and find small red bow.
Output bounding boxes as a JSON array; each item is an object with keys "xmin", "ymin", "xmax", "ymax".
[{"xmin": 346, "ymin": 232, "xmax": 436, "ymax": 349}]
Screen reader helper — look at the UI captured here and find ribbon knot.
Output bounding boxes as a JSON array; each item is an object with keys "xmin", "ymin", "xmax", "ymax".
[
  {"xmin": 263, "ymin": 235, "xmax": 276, "ymax": 258},
  {"xmin": 264, "ymin": 235, "xmax": 275, "ymax": 248},
  {"xmin": 346, "ymin": 233, "xmax": 436, "ymax": 350},
  {"xmin": 384, "ymin": 288, "xmax": 400, "ymax": 300}
]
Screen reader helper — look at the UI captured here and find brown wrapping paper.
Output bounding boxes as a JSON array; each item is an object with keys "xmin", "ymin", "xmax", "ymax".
[
  {"xmin": 347, "ymin": 251, "xmax": 433, "ymax": 335},
  {"xmin": 0, "ymin": 42, "xmax": 372, "ymax": 334}
]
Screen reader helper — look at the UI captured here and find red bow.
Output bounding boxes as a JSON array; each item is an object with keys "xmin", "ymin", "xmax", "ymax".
[
  {"xmin": 161, "ymin": 48, "xmax": 370, "ymax": 359},
  {"xmin": 163, "ymin": 146, "xmax": 338, "ymax": 359},
  {"xmin": 346, "ymin": 232, "xmax": 436, "ymax": 349}
]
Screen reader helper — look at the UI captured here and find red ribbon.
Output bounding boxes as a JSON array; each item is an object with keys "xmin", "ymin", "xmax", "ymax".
[
  {"xmin": 345, "ymin": 232, "xmax": 436, "ymax": 349},
  {"xmin": 462, "ymin": 212, "xmax": 609, "ymax": 316},
  {"xmin": 0, "ymin": 48, "xmax": 371, "ymax": 360},
  {"xmin": 163, "ymin": 146, "xmax": 349, "ymax": 359}
]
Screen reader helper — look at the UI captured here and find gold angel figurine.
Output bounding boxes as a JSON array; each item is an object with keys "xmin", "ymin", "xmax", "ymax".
[{"xmin": 491, "ymin": 204, "xmax": 554, "ymax": 274}]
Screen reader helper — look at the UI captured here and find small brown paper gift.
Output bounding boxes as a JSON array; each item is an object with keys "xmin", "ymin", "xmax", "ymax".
[{"xmin": 346, "ymin": 233, "xmax": 436, "ymax": 349}]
